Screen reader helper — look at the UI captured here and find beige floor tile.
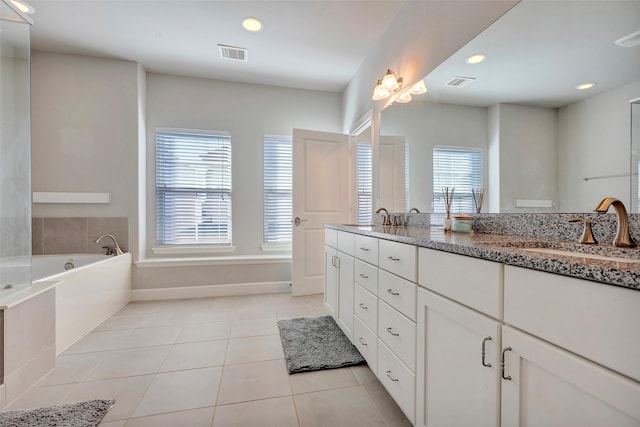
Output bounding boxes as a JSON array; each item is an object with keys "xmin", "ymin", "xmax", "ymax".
[
  {"xmin": 234, "ymin": 305, "xmax": 277, "ymax": 320},
  {"xmin": 189, "ymin": 308, "xmax": 235, "ymax": 324},
  {"xmin": 229, "ymin": 317, "xmax": 279, "ymax": 338},
  {"xmin": 115, "ymin": 326, "xmax": 182, "ymax": 349},
  {"xmin": 64, "ymin": 330, "xmax": 132, "ymax": 355},
  {"xmin": 225, "ymin": 335, "xmax": 284, "ymax": 365},
  {"xmin": 364, "ymin": 382, "xmax": 413, "ymax": 427},
  {"xmin": 276, "ymin": 303, "xmax": 319, "ymax": 319},
  {"xmin": 6, "ymin": 384, "xmax": 75, "ymax": 409},
  {"xmin": 131, "ymin": 367, "xmax": 222, "ymax": 418},
  {"xmin": 135, "ymin": 310, "xmax": 193, "ymax": 328},
  {"xmin": 37, "ymin": 352, "xmax": 105, "ymax": 386},
  {"xmin": 213, "ymin": 396, "xmax": 298, "ymax": 427},
  {"xmin": 95, "ymin": 313, "xmax": 148, "ymax": 331},
  {"xmin": 176, "ymin": 321, "xmax": 232, "ymax": 343},
  {"xmin": 116, "ymin": 302, "xmax": 166, "ymax": 316},
  {"xmin": 99, "ymin": 421, "xmax": 127, "ymax": 427},
  {"xmin": 350, "ymin": 365, "xmax": 379, "ymax": 385},
  {"xmin": 159, "ymin": 340, "xmax": 228, "ymax": 372},
  {"xmin": 217, "ymin": 359, "xmax": 291, "ymax": 405},
  {"xmin": 125, "ymin": 406, "xmax": 215, "ymax": 427},
  {"xmin": 84, "ymin": 346, "xmax": 171, "ymax": 381},
  {"xmin": 294, "ymin": 386, "xmax": 387, "ymax": 427},
  {"xmin": 289, "ymin": 367, "xmax": 359, "ymax": 394},
  {"xmin": 61, "ymin": 375, "xmax": 154, "ymax": 422}
]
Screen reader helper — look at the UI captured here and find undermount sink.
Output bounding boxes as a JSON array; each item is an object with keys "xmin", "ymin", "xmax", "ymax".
[{"xmin": 521, "ymin": 247, "xmax": 640, "ymax": 263}]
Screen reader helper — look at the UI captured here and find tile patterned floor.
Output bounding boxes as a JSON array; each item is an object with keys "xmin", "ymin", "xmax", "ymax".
[{"xmin": 7, "ymin": 293, "xmax": 412, "ymax": 426}]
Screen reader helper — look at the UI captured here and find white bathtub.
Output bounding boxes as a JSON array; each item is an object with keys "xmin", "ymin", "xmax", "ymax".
[{"xmin": 34, "ymin": 253, "xmax": 132, "ymax": 354}]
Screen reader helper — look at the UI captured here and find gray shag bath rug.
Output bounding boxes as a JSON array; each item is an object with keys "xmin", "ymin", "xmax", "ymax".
[
  {"xmin": 0, "ymin": 399, "xmax": 115, "ymax": 427},
  {"xmin": 278, "ymin": 315, "xmax": 366, "ymax": 374}
]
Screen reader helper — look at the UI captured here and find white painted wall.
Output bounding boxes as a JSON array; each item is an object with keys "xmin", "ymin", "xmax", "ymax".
[
  {"xmin": 31, "ymin": 52, "xmax": 141, "ymax": 256},
  {"xmin": 380, "ymin": 101, "xmax": 488, "ymax": 213},
  {"xmin": 488, "ymin": 105, "xmax": 500, "ymax": 212},
  {"xmin": 558, "ymin": 80, "xmax": 640, "ymax": 212},
  {"xmin": 496, "ymin": 104, "xmax": 558, "ymax": 213}
]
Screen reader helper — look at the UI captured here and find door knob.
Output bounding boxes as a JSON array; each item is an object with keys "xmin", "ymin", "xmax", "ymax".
[{"xmin": 293, "ymin": 216, "xmax": 308, "ymax": 226}]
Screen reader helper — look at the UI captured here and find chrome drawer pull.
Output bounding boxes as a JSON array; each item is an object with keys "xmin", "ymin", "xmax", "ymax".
[
  {"xmin": 359, "ymin": 273, "xmax": 369, "ymax": 279},
  {"xmin": 386, "ymin": 288, "xmax": 400, "ymax": 296},
  {"xmin": 386, "ymin": 327, "xmax": 399, "ymax": 336},
  {"xmin": 387, "ymin": 256, "xmax": 400, "ymax": 262},
  {"xmin": 358, "ymin": 337, "xmax": 368, "ymax": 346},
  {"xmin": 360, "ymin": 247, "xmax": 370, "ymax": 252},
  {"xmin": 501, "ymin": 347, "xmax": 512, "ymax": 380},
  {"xmin": 481, "ymin": 336, "xmax": 492, "ymax": 368},
  {"xmin": 385, "ymin": 370, "xmax": 399, "ymax": 382},
  {"xmin": 359, "ymin": 303, "xmax": 368, "ymax": 310}
]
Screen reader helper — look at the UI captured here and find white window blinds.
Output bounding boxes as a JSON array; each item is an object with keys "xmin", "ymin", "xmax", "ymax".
[
  {"xmin": 433, "ymin": 147, "xmax": 483, "ymax": 214},
  {"xmin": 357, "ymin": 143, "xmax": 373, "ymax": 224},
  {"xmin": 264, "ymin": 135, "xmax": 292, "ymax": 243},
  {"xmin": 156, "ymin": 130, "xmax": 232, "ymax": 245}
]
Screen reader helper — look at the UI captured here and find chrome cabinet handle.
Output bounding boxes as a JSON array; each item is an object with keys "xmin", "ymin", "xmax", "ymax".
[
  {"xmin": 359, "ymin": 303, "xmax": 368, "ymax": 310},
  {"xmin": 359, "ymin": 273, "xmax": 369, "ymax": 279},
  {"xmin": 334, "ymin": 256, "xmax": 340, "ymax": 268},
  {"xmin": 360, "ymin": 247, "xmax": 370, "ymax": 252},
  {"xmin": 501, "ymin": 347, "xmax": 512, "ymax": 380},
  {"xmin": 481, "ymin": 336, "xmax": 492, "ymax": 368},
  {"xmin": 358, "ymin": 337, "xmax": 368, "ymax": 346},
  {"xmin": 386, "ymin": 370, "xmax": 399, "ymax": 382},
  {"xmin": 386, "ymin": 288, "xmax": 399, "ymax": 296},
  {"xmin": 386, "ymin": 327, "xmax": 399, "ymax": 336},
  {"xmin": 387, "ymin": 256, "xmax": 400, "ymax": 262}
]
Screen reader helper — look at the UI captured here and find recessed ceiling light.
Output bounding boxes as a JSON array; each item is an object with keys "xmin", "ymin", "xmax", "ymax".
[
  {"xmin": 242, "ymin": 17, "xmax": 263, "ymax": 32},
  {"xmin": 10, "ymin": 0, "xmax": 35, "ymax": 14},
  {"xmin": 576, "ymin": 82, "xmax": 596, "ymax": 90},
  {"xmin": 466, "ymin": 54, "xmax": 486, "ymax": 64}
]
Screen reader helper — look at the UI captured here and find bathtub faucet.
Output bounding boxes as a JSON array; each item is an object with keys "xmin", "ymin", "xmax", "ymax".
[{"xmin": 94, "ymin": 234, "xmax": 124, "ymax": 256}]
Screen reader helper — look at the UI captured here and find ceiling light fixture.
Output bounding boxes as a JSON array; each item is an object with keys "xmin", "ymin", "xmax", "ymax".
[
  {"xmin": 466, "ymin": 54, "xmax": 486, "ymax": 64},
  {"xmin": 409, "ymin": 79, "xmax": 427, "ymax": 95},
  {"xmin": 576, "ymin": 82, "xmax": 596, "ymax": 90},
  {"xmin": 10, "ymin": 0, "xmax": 35, "ymax": 14},
  {"xmin": 372, "ymin": 79, "xmax": 391, "ymax": 101},
  {"xmin": 396, "ymin": 92, "xmax": 413, "ymax": 103},
  {"xmin": 615, "ymin": 30, "xmax": 640, "ymax": 47},
  {"xmin": 372, "ymin": 69, "xmax": 405, "ymax": 101},
  {"xmin": 242, "ymin": 17, "xmax": 263, "ymax": 32}
]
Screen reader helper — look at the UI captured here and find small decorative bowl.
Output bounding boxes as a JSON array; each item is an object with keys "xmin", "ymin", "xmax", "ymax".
[{"xmin": 451, "ymin": 215, "xmax": 474, "ymax": 233}]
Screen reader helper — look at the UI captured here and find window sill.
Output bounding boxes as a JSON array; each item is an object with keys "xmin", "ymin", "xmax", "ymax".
[
  {"xmin": 152, "ymin": 245, "xmax": 236, "ymax": 255},
  {"xmin": 261, "ymin": 243, "xmax": 292, "ymax": 252},
  {"xmin": 136, "ymin": 254, "xmax": 291, "ymax": 268}
]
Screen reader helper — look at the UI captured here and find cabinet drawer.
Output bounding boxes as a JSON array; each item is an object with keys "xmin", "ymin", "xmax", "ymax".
[
  {"xmin": 378, "ymin": 340, "xmax": 416, "ymax": 424},
  {"xmin": 355, "ymin": 234, "xmax": 379, "ymax": 264},
  {"xmin": 325, "ymin": 228, "xmax": 338, "ymax": 249},
  {"xmin": 337, "ymin": 231, "xmax": 355, "ymax": 256},
  {"xmin": 418, "ymin": 248, "xmax": 503, "ymax": 319},
  {"xmin": 504, "ymin": 266, "xmax": 640, "ymax": 382},
  {"xmin": 353, "ymin": 316, "xmax": 377, "ymax": 375},
  {"xmin": 378, "ymin": 300, "xmax": 416, "ymax": 371},
  {"xmin": 378, "ymin": 269, "xmax": 417, "ymax": 321},
  {"xmin": 354, "ymin": 284, "xmax": 378, "ymax": 332},
  {"xmin": 354, "ymin": 259, "xmax": 378, "ymax": 295},
  {"xmin": 379, "ymin": 239, "xmax": 417, "ymax": 282}
]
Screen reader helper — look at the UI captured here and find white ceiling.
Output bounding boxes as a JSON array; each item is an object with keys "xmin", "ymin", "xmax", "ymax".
[
  {"xmin": 26, "ymin": 0, "xmax": 404, "ymax": 92},
  {"xmin": 22, "ymin": 1, "xmax": 640, "ymax": 107}
]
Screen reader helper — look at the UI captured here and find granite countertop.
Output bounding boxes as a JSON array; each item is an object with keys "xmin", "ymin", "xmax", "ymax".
[{"xmin": 326, "ymin": 224, "xmax": 640, "ymax": 291}]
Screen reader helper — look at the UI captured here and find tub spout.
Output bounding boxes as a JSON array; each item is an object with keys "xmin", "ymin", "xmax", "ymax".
[{"xmin": 94, "ymin": 234, "xmax": 124, "ymax": 256}]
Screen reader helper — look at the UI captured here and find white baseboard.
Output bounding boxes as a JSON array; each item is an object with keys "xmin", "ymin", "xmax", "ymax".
[{"xmin": 131, "ymin": 281, "xmax": 291, "ymax": 301}]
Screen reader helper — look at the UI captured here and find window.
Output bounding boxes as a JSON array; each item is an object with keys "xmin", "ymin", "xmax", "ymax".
[
  {"xmin": 357, "ymin": 143, "xmax": 373, "ymax": 224},
  {"xmin": 433, "ymin": 147, "xmax": 483, "ymax": 214},
  {"xmin": 264, "ymin": 135, "xmax": 292, "ymax": 244},
  {"xmin": 156, "ymin": 130, "xmax": 232, "ymax": 245}
]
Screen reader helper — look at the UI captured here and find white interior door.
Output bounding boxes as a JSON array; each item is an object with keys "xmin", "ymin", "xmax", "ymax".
[
  {"xmin": 292, "ymin": 129, "xmax": 351, "ymax": 296},
  {"xmin": 379, "ymin": 136, "xmax": 406, "ymax": 212}
]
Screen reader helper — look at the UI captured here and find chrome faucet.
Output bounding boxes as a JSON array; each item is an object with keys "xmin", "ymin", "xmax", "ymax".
[
  {"xmin": 94, "ymin": 234, "xmax": 124, "ymax": 255},
  {"xmin": 593, "ymin": 197, "xmax": 636, "ymax": 248},
  {"xmin": 375, "ymin": 207, "xmax": 392, "ymax": 226},
  {"xmin": 409, "ymin": 208, "xmax": 420, "ymax": 213}
]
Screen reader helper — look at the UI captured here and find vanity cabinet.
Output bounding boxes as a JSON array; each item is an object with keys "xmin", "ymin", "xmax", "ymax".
[{"xmin": 324, "ymin": 229, "xmax": 355, "ymax": 340}]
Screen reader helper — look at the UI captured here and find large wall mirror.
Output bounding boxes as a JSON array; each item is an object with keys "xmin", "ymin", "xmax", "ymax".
[{"xmin": 378, "ymin": 1, "xmax": 640, "ymax": 214}]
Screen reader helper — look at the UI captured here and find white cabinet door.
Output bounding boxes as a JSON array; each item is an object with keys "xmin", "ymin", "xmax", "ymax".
[
  {"xmin": 324, "ymin": 246, "xmax": 338, "ymax": 317},
  {"xmin": 501, "ymin": 325, "xmax": 640, "ymax": 427},
  {"xmin": 416, "ymin": 288, "xmax": 501, "ymax": 427},
  {"xmin": 337, "ymin": 251, "xmax": 354, "ymax": 341}
]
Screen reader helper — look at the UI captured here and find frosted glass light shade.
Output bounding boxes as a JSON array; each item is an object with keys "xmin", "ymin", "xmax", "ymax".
[
  {"xmin": 382, "ymin": 70, "xmax": 400, "ymax": 91},
  {"xmin": 372, "ymin": 80, "xmax": 391, "ymax": 100},
  {"xmin": 396, "ymin": 92, "xmax": 412, "ymax": 103},
  {"xmin": 410, "ymin": 80, "xmax": 427, "ymax": 94}
]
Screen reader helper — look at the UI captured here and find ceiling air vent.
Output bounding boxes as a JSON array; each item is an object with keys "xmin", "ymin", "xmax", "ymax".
[
  {"xmin": 218, "ymin": 44, "xmax": 248, "ymax": 62},
  {"xmin": 444, "ymin": 76, "xmax": 476, "ymax": 88}
]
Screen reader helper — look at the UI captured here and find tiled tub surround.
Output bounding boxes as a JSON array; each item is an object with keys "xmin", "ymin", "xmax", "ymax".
[
  {"xmin": 326, "ymin": 224, "xmax": 640, "ymax": 290},
  {"xmin": 32, "ymin": 217, "xmax": 129, "ymax": 255}
]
